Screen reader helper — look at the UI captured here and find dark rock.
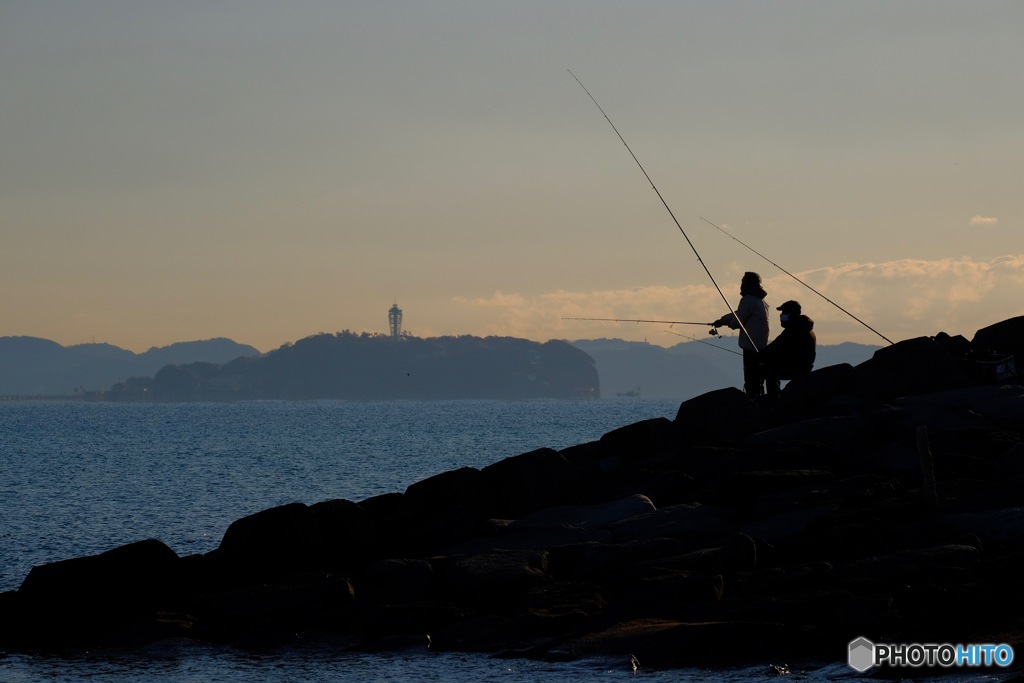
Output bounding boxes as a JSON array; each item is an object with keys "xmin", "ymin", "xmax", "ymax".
[
  {"xmin": 216, "ymin": 502, "xmax": 325, "ymax": 582},
  {"xmin": 354, "ymin": 602, "xmax": 463, "ymax": 646},
  {"xmin": 311, "ymin": 499, "xmax": 377, "ymax": 570},
  {"xmin": 972, "ymin": 315, "xmax": 1024, "ymax": 370},
  {"xmin": 546, "ymin": 538, "xmax": 684, "ymax": 584},
  {"xmin": 717, "ymin": 469, "xmax": 835, "ymax": 506},
  {"xmin": 742, "ymin": 504, "xmax": 837, "ymax": 544},
  {"xmin": 519, "ymin": 580, "xmax": 607, "ymax": 630},
  {"xmin": 674, "ymin": 387, "xmax": 760, "ymax": 443},
  {"xmin": 746, "ymin": 415, "xmax": 883, "ymax": 462},
  {"xmin": 441, "ymin": 520, "xmax": 609, "ymax": 556},
  {"xmin": 10, "ymin": 539, "xmax": 181, "ymax": 646},
  {"xmin": 404, "ymin": 466, "xmax": 487, "ymax": 514},
  {"xmin": 716, "ymin": 532, "xmax": 759, "ymax": 573},
  {"xmin": 598, "ymin": 417, "xmax": 681, "ymax": 464},
  {"xmin": 775, "ymin": 362, "xmax": 860, "ymax": 416},
  {"xmin": 621, "ymin": 572, "xmax": 725, "ymax": 619},
  {"xmin": 357, "ymin": 558, "xmax": 436, "ymax": 604},
  {"xmin": 198, "ymin": 571, "xmax": 356, "ymax": 644},
  {"xmin": 479, "ymin": 448, "xmax": 574, "ymax": 518},
  {"xmin": 510, "ymin": 494, "xmax": 655, "ymax": 530},
  {"xmin": 608, "ymin": 502, "xmax": 737, "ymax": 546},
  {"xmin": 623, "ymin": 534, "xmax": 757, "ymax": 578},
  {"xmin": 858, "ymin": 335, "xmax": 973, "ymax": 396},
  {"xmin": 434, "ymin": 549, "xmax": 550, "ymax": 610},
  {"xmin": 835, "ymin": 543, "xmax": 980, "ymax": 587},
  {"xmin": 18, "ymin": 538, "xmax": 179, "ymax": 602}
]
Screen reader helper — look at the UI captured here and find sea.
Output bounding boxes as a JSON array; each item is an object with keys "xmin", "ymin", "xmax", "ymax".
[{"xmin": 0, "ymin": 399, "xmax": 1014, "ymax": 682}]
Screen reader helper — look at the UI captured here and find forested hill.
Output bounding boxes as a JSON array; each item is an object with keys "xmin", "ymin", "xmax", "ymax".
[{"xmin": 108, "ymin": 333, "xmax": 599, "ymax": 401}]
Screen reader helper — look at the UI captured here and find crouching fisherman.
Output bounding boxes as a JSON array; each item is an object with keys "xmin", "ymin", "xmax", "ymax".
[{"xmin": 760, "ymin": 300, "xmax": 816, "ymax": 398}]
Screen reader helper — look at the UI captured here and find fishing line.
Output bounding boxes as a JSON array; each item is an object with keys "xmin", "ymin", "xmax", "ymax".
[
  {"xmin": 664, "ymin": 329, "xmax": 742, "ymax": 356},
  {"xmin": 563, "ymin": 317, "xmax": 712, "ymax": 326},
  {"xmin": 567, "ymin": 70, "xmax": 759, "ymax": 351},
  {"xmin": 699, "ymin": 217, "xmax": 894, "ymax": 345}
]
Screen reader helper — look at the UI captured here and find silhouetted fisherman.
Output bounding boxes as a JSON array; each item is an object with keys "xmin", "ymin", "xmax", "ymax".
[
  {"xmin": 760, "ymin": 300, "xmax": 816, "ymax": 398},
  {"xmin": 711, "ymin": 271, "xmax": 770, "ymax": 397}
]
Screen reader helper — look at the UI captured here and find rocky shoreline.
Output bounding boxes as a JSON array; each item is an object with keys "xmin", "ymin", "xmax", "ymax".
[{"xmin": 2, "ymin": 317, "xmax": 1023, "ymax": 673}]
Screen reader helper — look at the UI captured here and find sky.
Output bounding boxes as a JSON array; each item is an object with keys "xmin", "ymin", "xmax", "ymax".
[{"xmin": 2, "ymin": 1, "xmax": 1022, "ymax": 353}]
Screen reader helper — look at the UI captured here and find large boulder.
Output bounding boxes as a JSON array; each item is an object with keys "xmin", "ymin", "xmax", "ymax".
[
  {"xmin": 11, "ymin": 539, "xmax": 181, "ymax": 646},
  {"xmin": 674, "ymin": 388, "xmax": 760, "ymax": 443},
  {"xmin": 971, "ymin": 316, "xmax": 1024, "ymax": 379},
  {"xmin": 311, "ymin": 498, "xmax": 378, "ymax": 569},
  {"xmin": 215, "ymin": 502, "xmax": 326, "ymax": 581},
  {"xmin": 511, "ymin": 494, "xmax": 656, "ymax": 530},
  {"xmin": 434, "ymin": 549, "xmax": 550, "ymax": 609},
  {"xmin": 404, "ymin": 466, "xmax": 489, "ymax": 514},
  {"xmin": 598, "ymin": 417, "xmax": 681, "ymax": 464},
  {"xmin": 479, "ymin": 448, "xmax": 575, "ymax": 518},
  {"xmin": 776, "ymin": 362, "xmax": 860, "ymax": 415},
  {"xmin": 858, "ymin": 334, "xmax": 973, "ymax": 396}
]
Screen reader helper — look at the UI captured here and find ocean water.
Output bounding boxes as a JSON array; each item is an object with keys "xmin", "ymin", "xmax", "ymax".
[{"xmin": 0, "ymin": 399, "xmax": 1015, "ymax": 682}]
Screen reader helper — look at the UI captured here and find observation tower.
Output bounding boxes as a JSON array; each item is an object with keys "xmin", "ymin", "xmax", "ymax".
[{"xmin": 388, "ymin": 303, "xmax": 403, "ymax": 340}]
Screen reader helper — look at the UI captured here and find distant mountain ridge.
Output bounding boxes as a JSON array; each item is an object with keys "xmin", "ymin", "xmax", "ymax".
[
  {"xmin": 0, "ymin": 337, "xmax": 261, "ymax": 397},
  {"xmin": 1, "ymin": 333, "xmax": 879, "ymax": 400},
  {"xmin": 571, "ymin": 338, "xmax": 881, "ymax": 400}
]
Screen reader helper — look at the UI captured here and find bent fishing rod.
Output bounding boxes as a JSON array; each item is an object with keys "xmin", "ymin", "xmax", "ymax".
[
  {"xmin": 568, "ymin": 70, "xmax": 760, "ymax": 352},
  {"xmin": 699, "ymin": 217, "xmax": 894, "ymax": 345}
]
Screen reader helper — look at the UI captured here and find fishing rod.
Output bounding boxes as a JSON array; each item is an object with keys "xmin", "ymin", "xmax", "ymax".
[
  {"xmin": 699, "ymin": 217, "xmax": 894, "ymax": 345},
  {"xmin": 568, "ymin": 70, "xmax": 760, "ymax": 352},
  {"xmin": 564, "ymin": 316, "xmax": 713, "ymax": 326}
]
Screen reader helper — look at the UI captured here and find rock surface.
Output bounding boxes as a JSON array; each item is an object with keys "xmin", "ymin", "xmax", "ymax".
[{"xmin": 3, "ymin": 317, "xmax": 1024, "ymax": 670}]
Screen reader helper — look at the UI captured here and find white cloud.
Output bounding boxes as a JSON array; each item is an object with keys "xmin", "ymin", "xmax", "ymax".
[
  {"xmin": 454, "ymin": 254, "xmax": 1024, "ymax": 346},
  {"xmin": 970, "ymin": 215, "xmax": 999, "ymax": 226}
]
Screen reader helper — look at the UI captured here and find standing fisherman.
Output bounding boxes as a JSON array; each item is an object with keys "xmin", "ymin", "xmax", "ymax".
[{"xmin": 711, "ymin": 272, "xmax": 770, "ymax": 397}]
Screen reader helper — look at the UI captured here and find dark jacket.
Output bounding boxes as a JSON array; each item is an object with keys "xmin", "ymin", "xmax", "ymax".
[{"xmin": 761, "ymin": 314, "xmax": 816, "ymax": 378}]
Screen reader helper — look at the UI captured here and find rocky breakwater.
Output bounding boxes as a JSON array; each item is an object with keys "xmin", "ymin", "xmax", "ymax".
[{"xmin": 3, "ymin": 316, "xmax": 1024, "ymax": 671}]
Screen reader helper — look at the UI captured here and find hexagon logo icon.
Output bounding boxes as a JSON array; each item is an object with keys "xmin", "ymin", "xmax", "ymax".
[{"xmin": 848, "ymin": 637, "xmax": 875, "ymax": 672}]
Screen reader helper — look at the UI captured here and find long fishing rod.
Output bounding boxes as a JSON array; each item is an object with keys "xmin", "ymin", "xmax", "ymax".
[
  {"xmin": 568, "ymin": 70, "xmax": 760, "ymax": 352},
  {"xmin": 699, "ymin": 217, "xmax": 894, "ymax": 345},
  {"xmin": 564, "ymin": 316, "xmax": 712, "ymax": 326}
]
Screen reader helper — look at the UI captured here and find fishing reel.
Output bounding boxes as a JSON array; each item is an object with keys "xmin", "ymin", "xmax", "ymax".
[{"xmin": 708, "ymin": 327, "xmax": 719, "ymax": 337}]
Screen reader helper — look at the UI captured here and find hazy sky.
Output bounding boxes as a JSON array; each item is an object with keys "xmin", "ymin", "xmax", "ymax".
[{"xmin": 3, "ymin": 1, "xmax": 1022, "ymax": 352}]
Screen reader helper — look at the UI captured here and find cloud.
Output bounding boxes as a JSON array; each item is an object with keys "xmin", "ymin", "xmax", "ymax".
[
  {"xmin": 453, "ymin": 291, "xmax": 526, "ymax": 307},
  {"xmin": 454, "ymin": 254, "xmax": 1024, "ymax": 346},
  {"xmin": 970, "ymin": 215, "xmax": 999, "ymax": 226}
]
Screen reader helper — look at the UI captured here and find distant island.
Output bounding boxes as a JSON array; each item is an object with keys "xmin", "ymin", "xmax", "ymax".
[{"xmin": 107, "ymin": 332, "xmax": 599, "ymax": 401}]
